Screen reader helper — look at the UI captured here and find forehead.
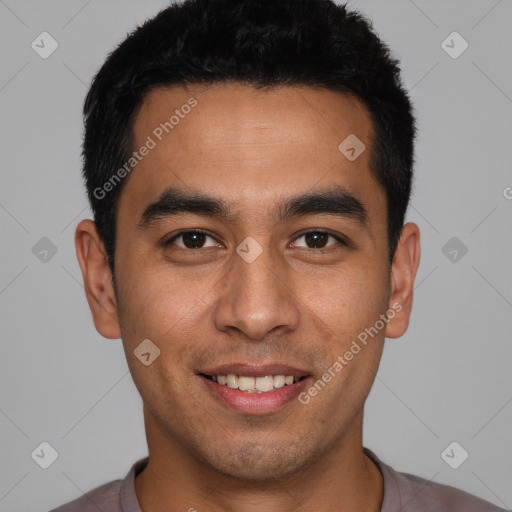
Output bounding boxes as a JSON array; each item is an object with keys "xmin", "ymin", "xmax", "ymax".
[
  {"xmin": 134, "ymin": 83, "xmax": 372, "ymax": 151},
  {"xmin": 122, "ymin": 83, "xmax": 381, "ymax": 219}
]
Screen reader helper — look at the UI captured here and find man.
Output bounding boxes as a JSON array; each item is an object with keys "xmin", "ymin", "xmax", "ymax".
[{"xmin": 52, "ymin": 0, "xmax": 507, "ymax": 510}]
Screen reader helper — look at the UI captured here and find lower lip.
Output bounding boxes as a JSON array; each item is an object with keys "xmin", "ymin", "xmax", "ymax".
[{"xmin": 199, "ymin": 375, "xmax": 311, "ymax": 415}]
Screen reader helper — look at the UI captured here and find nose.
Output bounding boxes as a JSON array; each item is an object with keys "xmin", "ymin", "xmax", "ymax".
[{"xmin": 213, "ymin": 245, "xmax": 301, "ymax": 341}]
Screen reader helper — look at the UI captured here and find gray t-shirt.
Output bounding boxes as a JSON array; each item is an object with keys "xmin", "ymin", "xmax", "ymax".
[{"xmin": 50, "ymin": 448, "xmax": 509, "ymax": 511}]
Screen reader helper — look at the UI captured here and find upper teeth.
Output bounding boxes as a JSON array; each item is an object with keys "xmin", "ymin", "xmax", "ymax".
[{"xmin": 213, "ymin": 374, "xmax": 297, "ymax": 393}]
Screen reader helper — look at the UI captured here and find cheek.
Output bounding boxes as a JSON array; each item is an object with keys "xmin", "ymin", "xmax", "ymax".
[
  {"xmin": 302, "ymin": 269, "xmax": 387, "ymax": 411},
  {"xmin": 117, "ymin": 257, "xmax": 200, "ymax": 326},
  {"xmin": 115, "ymin": 265, "xmax": 214, "ymax": 377},
  {"xmin": 296, "ymin": 262, "xmax": 389, "ymax": 345},
  {"xmin": 115, "ymin": 273, "xmax": 202, "ymax": 406}
]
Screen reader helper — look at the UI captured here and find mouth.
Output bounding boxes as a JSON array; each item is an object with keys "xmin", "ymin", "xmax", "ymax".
[
  {"xmin": 197, "ymin": 364, "xmax": 312, "ymax": 414},
  {"xmin": 200, "ymin": 373, "xmax": 308, "ymax": 393}
]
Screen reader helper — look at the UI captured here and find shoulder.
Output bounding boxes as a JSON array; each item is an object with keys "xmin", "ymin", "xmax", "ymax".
[
  {"xmin": 49, "ymin": 456, "xmax": 147, "ymax": 512},
  {"xmin": 364, "ymin": 448, "xmax": 509, "ymax": 512},
  {"xmin": 393, "ymin": 469, "xmax": 508, "ymax": 512},
  {"xmin": 49, "ymin": 479, "xmax": 123, "ymax": 512}
]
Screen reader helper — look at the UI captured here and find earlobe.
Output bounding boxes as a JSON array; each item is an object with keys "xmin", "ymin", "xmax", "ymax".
[
  {"xmin": 385, "ymin": 222, "xmax": 421, "ymax": 339},
  {"xmin": 75, "ymin": 219, "xmax": 121, "ymax": 339}
]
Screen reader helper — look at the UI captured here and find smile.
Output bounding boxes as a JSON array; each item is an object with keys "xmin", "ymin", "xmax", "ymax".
[
  {"xmin": 201, "ymin": 373, "xmax": 307, "ymax": 393},
  {"xmin": 197, "ymin": 365, "xmax": 312, "ymax": 414}
]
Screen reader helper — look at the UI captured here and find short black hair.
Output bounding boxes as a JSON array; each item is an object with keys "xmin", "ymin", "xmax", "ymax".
[{"xmin": 82, "ymin": 0, "xmax": 416, "ymax": 278}]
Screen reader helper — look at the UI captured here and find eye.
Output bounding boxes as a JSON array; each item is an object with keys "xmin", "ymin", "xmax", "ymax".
[
  {"xmin": 291, "ymin": 230, "xmax": 345, "ymax": 249},
  {"xmin": 163, "ymin": 229, "xmax": 347, "ymax": 251},
  {"xmin": 165, "ymin": 230, "xmax": 221, "ymax": 250}
]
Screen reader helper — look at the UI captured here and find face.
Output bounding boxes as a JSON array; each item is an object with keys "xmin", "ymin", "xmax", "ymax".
[{"xmin": 77, "ymin": 83, "xmax": 419, "ymax": 480}]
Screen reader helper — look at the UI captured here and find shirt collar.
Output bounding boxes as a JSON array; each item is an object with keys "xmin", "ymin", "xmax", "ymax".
[{"xmin": 120, "ymin": 449, "xmax": 398, "ymax": 511}]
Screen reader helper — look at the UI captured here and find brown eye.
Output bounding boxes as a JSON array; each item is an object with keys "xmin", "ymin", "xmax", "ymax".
[
  {"xmin": 293, "ymin": 230, "xmax": 344, "ymax": 249},
  {"xmin": 166, "ymin": 230, "xmax": 220, "ymax": 250}
]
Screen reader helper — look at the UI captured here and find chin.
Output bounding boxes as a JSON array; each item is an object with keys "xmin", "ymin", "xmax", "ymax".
[{"xmin": 199, "ymin": 440, "xmax": 317, "ymax": 481}]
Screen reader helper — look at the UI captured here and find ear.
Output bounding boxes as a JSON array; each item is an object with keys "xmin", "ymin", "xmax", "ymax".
[
  {"xmin": 75, "ymin": 219, "xmax": 121, "ymax": 339},
  {"xmin": 385, "ymin": 222, "xmax": 421, "ymax": 339}
]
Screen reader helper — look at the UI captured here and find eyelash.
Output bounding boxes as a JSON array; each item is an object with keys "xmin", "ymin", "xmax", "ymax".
[{"xmin": 163, "ymin": 229, "xmax": 348, "ymax": 251}]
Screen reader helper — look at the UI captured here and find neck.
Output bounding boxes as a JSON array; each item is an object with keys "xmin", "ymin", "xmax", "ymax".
[{"xmin": 135, "ymin": 406, "xmax": 383, "ymax": 512}]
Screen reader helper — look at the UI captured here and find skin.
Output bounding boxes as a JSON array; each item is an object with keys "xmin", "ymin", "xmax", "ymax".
[{"xmin": 75, "ymin": 83, "xmax": 420, "ymax": 512}]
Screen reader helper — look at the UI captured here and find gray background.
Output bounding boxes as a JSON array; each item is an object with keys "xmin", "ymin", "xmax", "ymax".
[{"xmin": 0, "ymin": 0, "xmax": 511, "ymax": 510}]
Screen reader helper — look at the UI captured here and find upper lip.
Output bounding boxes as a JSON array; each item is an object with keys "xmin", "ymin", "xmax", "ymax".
[{"xmin": 198, "ymin": 363, "xmax": 310, "ymax": 379}]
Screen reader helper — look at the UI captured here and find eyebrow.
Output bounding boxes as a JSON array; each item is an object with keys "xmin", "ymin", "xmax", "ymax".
[{"xmin": 137, "ymin": 185, "xmax": 368, "ymax": 229}]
